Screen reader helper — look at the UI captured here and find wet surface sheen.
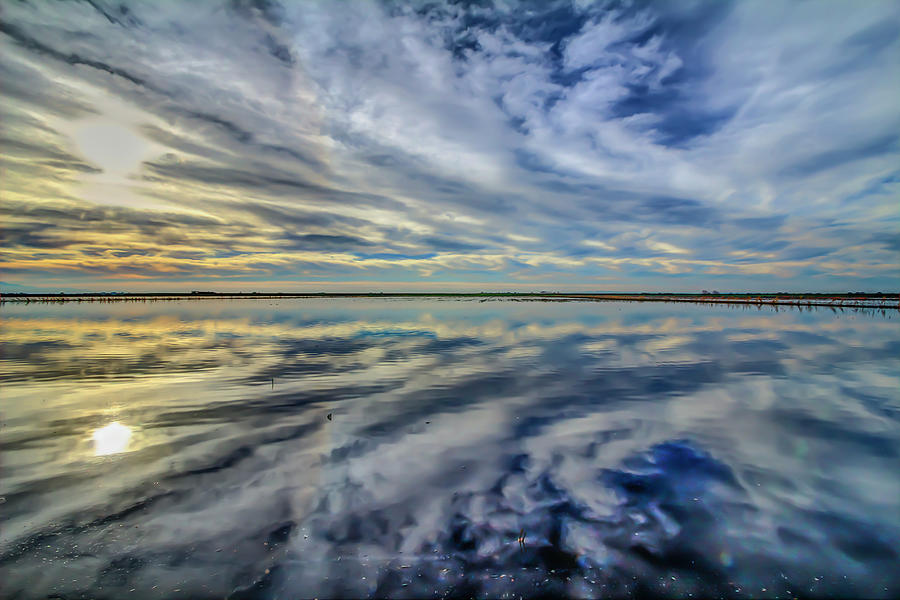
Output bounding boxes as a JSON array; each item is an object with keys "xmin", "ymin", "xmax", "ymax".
[{"xmin": 1, "ymin": 299, "xmax": 898, "ymax": 599}]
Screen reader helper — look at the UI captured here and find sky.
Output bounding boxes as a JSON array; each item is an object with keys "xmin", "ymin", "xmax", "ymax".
[{"xmin": 1, "ymin": 0, "xmax": 898, "ymax": 293}]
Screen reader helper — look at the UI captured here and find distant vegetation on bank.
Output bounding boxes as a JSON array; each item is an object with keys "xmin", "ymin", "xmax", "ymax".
[{"xmin": 2, "ymin": 290, "xmax": 897, "ymax": 309}]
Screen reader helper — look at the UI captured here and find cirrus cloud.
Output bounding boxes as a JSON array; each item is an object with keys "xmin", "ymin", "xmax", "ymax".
[{"xmin": 1, "ymin": 0, "xmax": 898, "ymax": 292}]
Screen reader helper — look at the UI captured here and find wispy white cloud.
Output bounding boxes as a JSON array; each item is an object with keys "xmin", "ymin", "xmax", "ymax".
[{"xmin": 1, "ymin": 0, "xmax": 897, "ymax": 291}]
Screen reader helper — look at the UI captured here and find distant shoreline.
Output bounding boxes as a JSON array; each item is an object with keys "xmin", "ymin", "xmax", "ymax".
[{"xmin": 2, "ymin": 292, "xmax": 897, "ymax": 309}]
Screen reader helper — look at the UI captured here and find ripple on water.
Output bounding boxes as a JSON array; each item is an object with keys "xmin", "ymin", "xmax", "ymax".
[{"xmin": 0, "ymin": 299, "xmax": 898, "ymax": 599}]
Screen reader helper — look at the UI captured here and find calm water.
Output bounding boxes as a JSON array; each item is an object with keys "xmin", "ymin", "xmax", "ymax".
[{"xmin": 1, "ymin": 299, "xmax": 898, "ymax": 599}]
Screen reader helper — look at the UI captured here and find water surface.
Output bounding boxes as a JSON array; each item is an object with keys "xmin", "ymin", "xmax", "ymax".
[{"xmin": 1, "ymin": 299, "xmax": 898, "ymax": 598}]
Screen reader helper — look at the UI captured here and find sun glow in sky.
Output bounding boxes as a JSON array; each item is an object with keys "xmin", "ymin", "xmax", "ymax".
[
  {"xmin": 1, "ymin": 1, "xmax": 898, "ymax": 292},
  {"xmin": 72, "ymin": 120, "xmax": 151, "ymax": 175}
]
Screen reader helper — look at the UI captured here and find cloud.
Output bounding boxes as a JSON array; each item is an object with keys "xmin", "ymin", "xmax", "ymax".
[
  {"xmin": 645, "ymin": 240, "xmax": 691, "ymax": 256},
  {"xmin": 1, "ymin": 0, "xmax": 897, "ymax": 291}
]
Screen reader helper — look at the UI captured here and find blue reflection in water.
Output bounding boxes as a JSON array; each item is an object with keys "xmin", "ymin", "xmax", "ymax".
[{"xmin": 0, "ymin": 299, "xmax": 898, "ymax": 598}]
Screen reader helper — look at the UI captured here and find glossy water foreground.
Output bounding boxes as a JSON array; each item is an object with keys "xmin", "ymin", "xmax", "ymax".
[{"xmin": 1, "ymin": 299, "xmax": 898, "ymax": 599}]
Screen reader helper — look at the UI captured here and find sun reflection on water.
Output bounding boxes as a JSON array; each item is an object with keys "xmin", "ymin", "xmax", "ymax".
[{"xmin": 92, "ymin": 421, "xmax": 132, "ymax": 456}]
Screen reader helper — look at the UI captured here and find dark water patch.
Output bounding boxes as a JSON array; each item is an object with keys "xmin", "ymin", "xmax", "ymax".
[
  {"xmin": 147, "ymin": 383, "xmax": 400, "ymax": 427},
  {"xmin": 257, "ymin": 440, "xmax": 753, "ymax": 598},
  {"xmin": 770, "ymin": 408, "xmax": 899, "ymax": 458},
  {"xmin": 0, "ymin": 339, "xmax": 74, "ymax": 360}
]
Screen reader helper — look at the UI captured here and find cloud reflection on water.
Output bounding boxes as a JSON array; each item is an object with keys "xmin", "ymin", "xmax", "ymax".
[{"xmin": 0, "ymin": 299, "xmax": 898, "ymax": 598}]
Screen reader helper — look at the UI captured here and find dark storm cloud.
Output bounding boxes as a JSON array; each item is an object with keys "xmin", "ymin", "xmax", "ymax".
[
  {"xmin": 228, "ymin": 0, "xmax": 286, "ymax": 26},
  {"xmin": 779, "ymin": 133, "xmax": 899, "ymax": 178},
  {"xmin": 165, "ymin": 108, "xmax": 325, "ymax": 170},
  {"xmin": 0, "ymin": 57, "xmax": 98, "ymax": 119},
  {"xmin": 234, "ymin": 203, "xmax": 365, "ymax": 231},
  {"xmin": 279, "ymin": 233, "xmax": 376, "ymax": 252},
  {"xmin": 141, "ymin": 160, "xmax": 406, "ymax": 215},
  {"xmin": 0, "ymin": 135, "xmax": 101, "ymax": 173},
  {"xmin": 420, "ymin": 235, "xmax": 488, "ymax": 252},
  {"xmin": 0, "ymin": 21, "xmax": 158, "ymax": 91},
  {"xmin": 2, "ymin": 201, "xmax": 223, "ymax": 240},
  {"xmin": 81, "ymin": 0, "xmax": 143, "ymax": 28},
  {"xmin": 870, "ymin": 233, "xmax": 900, "ymax": 253}
]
